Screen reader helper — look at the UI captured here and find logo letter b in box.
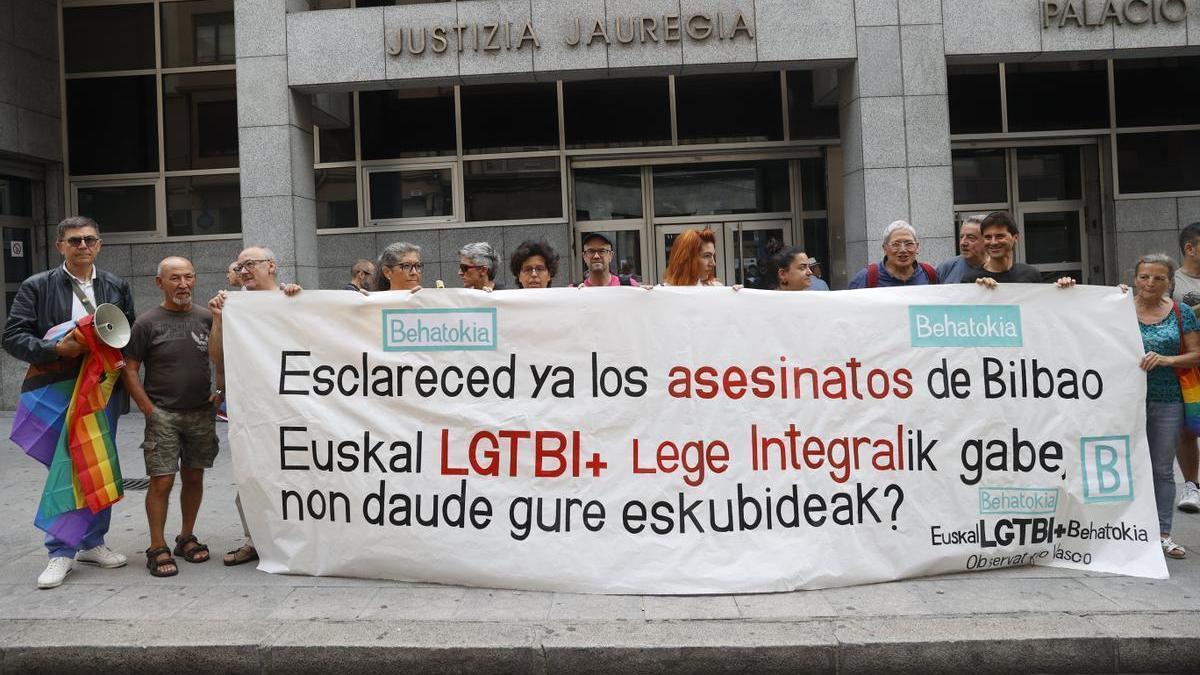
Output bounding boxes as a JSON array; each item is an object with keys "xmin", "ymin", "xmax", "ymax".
[
  {"xmin": 1079, "ymin": 435, "xmax": 1133, "ymax": 503},
  {"xmin": 382, "ymin": 308, "xmax": 497, "ymax": 352}
]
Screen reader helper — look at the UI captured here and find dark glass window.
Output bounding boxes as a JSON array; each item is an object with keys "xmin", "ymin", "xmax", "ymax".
[
  {"xmin": 803, "ymin": 218, "xmax": 830, "ymax": 281},
  {"xmin": 574, "ymin": 168, "xmax": 642, "ymax": 221},
  {"xmin": 67, "ymin": 76, "xmax": 159, "ymax": 175},
  {"xmin": 0, "ymin": 176, "xmax": 32, "ymax": 217},
  {"xmin": 162, "ymin": 0, "xmax": 235, "ymax": 68},
  {"xmin": 952, "ymin": 149, "xmax": 1007, "ymax": 204},
  {"xmin": 1023, "ymin": 211, "xmax": 1081, "ymax": 265},
  {"xmin": 652, "ymin": 161, "xmax": 789, "ymax": 217},
  {"xmin": 787, "ymin": 70, "xmax": 839, "ymax": 139},
  {"xmin": 676, "ymin": 72, "xmax": 784, "ymax": 144},
  {"xmin": 64, "ymin": 4, "xmax": 155, "ymax": 73},
  {"xmin": 799, "ymin": 157, "xmax": 827, "ymax": 211},
  {"xmin": 357, "ymin": 0, "xmax": 452, "ymax": 5},
  {"xmin": 77, "ymin": 185, "xmax": 157, "ymax": 233},
  {"xmin": 564, "ymin": 78, "xmax": 671, "ymax": 149},
  {"xmin": 464, "ymin": 158, "xmax": 562, "ymax": 221},
  {"xmin": 316, "ymin": 94, "xmax": 356, "ymax": 163},
  {"xmin": 948, "ymin": 64, "xmax": 1002, "ymax": 134},
  {"xmin": 1016, "ymin": 147, "xmax": 1081, "ymax": 202},
  {"xmin": 1005, "ymin": 61, "xmax": 1108, "ymax": 132},
  {"xmin": 1114, "ymin": 57, "xmax": 1200, "ymax": 127},
  {"xmin": 166, "ymin": 174, "xmax": 241, "ymax": 236},
  {"xmin": 460, "ymin": 83, "xmax": 558, "ymax": 154},
  {"xmin": 316, "ymin": 168, "xmax": 358, "ymax": 229},
  {"xmin": 312, "ymin": 0, "xmax": 352, "ymax": 7},
  {"xmin": 1117, "ymin": 131, "xmax": 1200, "ymax": 194},
  {"xmin": 360, "ymin": 88, "xmax": 456, "ymax": 160},
  {"xmin": 4, "ymin": 227, "xmax": 32, "ymax": 283},
  {"xmin": 163, "ymin": 71, "xmax": 238, "ymax": 171},
  {"xmin": 369, "ymin": 168, "xmax": 453, "ymax": 220}
]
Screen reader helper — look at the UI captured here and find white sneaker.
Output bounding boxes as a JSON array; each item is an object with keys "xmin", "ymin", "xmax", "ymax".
[
  {"xmin": 1179, "ymin": 482, "xmax": 1200, "ymax": 513},
  {"xmin": 75, "ymin": 544, "xmax": 127, "ymax": 569},
  {"xmin": 37, "ymin": 557, "xmax": 73, "ymax": 589}
]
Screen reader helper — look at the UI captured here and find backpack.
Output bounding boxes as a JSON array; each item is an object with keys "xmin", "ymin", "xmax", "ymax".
[{"xmin": 866, "ymin": 262, "xmax": 938, "ymax": 288}]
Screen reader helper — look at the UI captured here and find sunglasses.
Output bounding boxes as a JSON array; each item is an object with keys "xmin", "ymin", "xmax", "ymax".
[{"xmin": 61, "ymin": 236, "xmax": 101, "ymax": 248}]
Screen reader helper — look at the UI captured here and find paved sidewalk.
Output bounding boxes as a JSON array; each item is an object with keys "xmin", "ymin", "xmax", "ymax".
[{"xmin": 0, "ymin": 412, "xmax": 1198, "ymax": 673}]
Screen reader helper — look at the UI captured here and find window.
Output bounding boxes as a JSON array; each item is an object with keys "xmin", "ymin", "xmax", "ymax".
[
  {"xmin": 799, "ymin": 157, "xmax": 827, "ymax": 211},
  {"xmin": 952, "ymin": 149, "xmax": 1007, "ymax": 205},
  {"xmin": 1114, "ymin": 57, "xmax": 1200, "ymax": 128},
  {"xmin": 317, "ymin": 168, "xmax": 359, "ymax": 229},
  {"xmin": 1016, "ymin": 147, "xmax": 1080, "ymax": 202},
  {"xmin": 574, "ymin": 168, "xmax": 642, "ymax": 221},
  {"xmin": 1118, "ymin": 131, "xmax": 1200, "ymax": 194},
  {"xmin": 67, "ymin": 77, "xmax": 159, "ymax": 176},
  {"xmin": 675, "ymin": 73, "xmax": 784, "ymax": 144},
  {"xmin": 166, "ymin": 174, "xmax": 241, "ymax": 236},
  {"xmin": 787, "ymin": 70, "xmax": 839, "ymax": 140},
  {"xmin": 460, "ymin": 83, "xmax": 559, "ymax": 154},
  {"xmin": 4, "ymin": 227, "xmax": 32, "ymax": 284},
  {"xmin": 653, "ymin": 161, "xmax": 789, "ymax": 217},
  {"xmin": 163, "ymin": 71, "xmax": 239, "ymax": 171},
  {"xmin": 161, "ymin": 0, "xmax": 235, "ymax": 68},
  {"xmin": 1005, "ymin": 61, "xmax": 1108, "ymax": 132},
  {"xmin": 360, "ymin": 88, "xmax": 456, "ymax": 160},
  {"xmin": 63, "ymin": 4, "xmax": 155, "ymax": 74},
  {"xmin": 948, "ymin": 64, "xmax": 1002, "ymax": 135},
  {"xmin": 564, "ymin": 78, "xmax": 671, "ymax": 149},
  {"xmin": 0, "ymin": 176, "xmax": 32, "ymax": 217},
  {"xmin": 464, "ymin": 158, "xmax": 561, "ymax": 221},
  {"xmin": 1023, "ymin": 212, "xmax": 1082, "ymax": 265},
  {"xmin": 316, "ymin": 94, "xmax": 356, "ymax": 164},
  {"xmin": 76, "ymin": 185, "xmax": 157, "ymax": 233},
  {"xmin": 369, "ymin": 168, "xmax": 454, "ymax": 221}
]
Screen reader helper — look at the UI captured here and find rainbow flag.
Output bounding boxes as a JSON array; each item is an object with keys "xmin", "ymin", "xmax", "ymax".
[{"xmin": 10, "ymin": 316, "xmax": 125, "ymax": 546}]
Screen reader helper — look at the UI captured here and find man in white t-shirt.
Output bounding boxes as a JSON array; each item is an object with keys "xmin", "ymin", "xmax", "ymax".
[{"xmin": 1173, "ymin": 221, "xmax": 1200, "ymax": 513}]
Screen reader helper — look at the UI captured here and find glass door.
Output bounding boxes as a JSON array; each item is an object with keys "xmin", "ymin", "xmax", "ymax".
[
  {"xmin": 725, "ymin": 220, "xmax": 792, "ymax": 289},
  {"xmin": 656, "ymin": 223, "xmax": 728, "ymax": 285},
  {"xmin": 1013, "ymin": 146, "xmax": 1086, "ymax": 282}
]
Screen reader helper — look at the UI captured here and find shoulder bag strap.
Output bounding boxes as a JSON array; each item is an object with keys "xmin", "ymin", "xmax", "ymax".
[{"xmin": 67, "ymin": 276, "xmax": 97, "ymax": 315}]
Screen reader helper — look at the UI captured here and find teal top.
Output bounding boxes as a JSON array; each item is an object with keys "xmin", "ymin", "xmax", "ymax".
[{"xmin": 1140, "ymin": 303, "xmax": 1199, "ymax": 403}]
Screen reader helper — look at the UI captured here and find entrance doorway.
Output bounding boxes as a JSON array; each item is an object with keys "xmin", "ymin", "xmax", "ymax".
[
  {"xmin": 656, "ymin": 221, "xmax": 791, "ymax": 287},
  {"xmin": 952, "ymin": 142, "xmax": 1101, "ymax": 283}
]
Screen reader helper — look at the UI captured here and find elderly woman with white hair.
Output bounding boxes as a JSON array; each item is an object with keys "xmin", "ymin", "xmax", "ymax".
[
  {"xmin": 847, "ymin": 220, "xmax": 940, "ymax": 289},
  {"xmin": 458, "ymin": 241, "xmax": 499, "ymax": 291}
]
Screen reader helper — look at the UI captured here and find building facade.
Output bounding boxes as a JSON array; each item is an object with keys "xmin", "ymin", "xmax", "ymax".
[{"xmin": 0, "ymin": 0, "xmax": 1198, "ymax": 401}]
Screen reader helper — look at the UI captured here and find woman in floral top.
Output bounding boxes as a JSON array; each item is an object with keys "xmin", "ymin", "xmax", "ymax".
[{"xmin": 1135, "ymin": 253, "xmax": 1200, "ymax": 559}]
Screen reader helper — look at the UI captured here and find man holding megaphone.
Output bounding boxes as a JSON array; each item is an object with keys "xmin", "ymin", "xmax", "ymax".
[{"xmin": 3, "ymin": 216, "xmax": 135, "ymax": 589}]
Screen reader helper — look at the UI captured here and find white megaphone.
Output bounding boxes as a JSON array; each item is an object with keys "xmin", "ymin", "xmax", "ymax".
[{"xmin": 90, "ymin": 303, "xmax": 131, "ymax": 349}]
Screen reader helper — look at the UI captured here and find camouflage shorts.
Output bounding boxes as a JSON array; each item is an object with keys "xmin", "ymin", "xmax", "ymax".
[{"xmin": 142, "ymin": 406, "xmax": 219, "ymax": 476}]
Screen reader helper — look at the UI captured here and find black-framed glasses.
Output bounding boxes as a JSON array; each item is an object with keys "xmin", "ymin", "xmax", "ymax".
[
  {"xmin": 61, "ymin": 235, "xmax": 101, "ymax": 248},
  {"xmin": 391, "ymin": 262, "xmax": 423, "ymax": 273},
  {"xmin": 232, "ymin": 259, "xmax": 270, "ymax": 273},
  {"xmin": 520, "ymin": 265, "xmax": 548, "ymax": 276},
  {"xmin": 583, "ymin": 248, "xmax": 613, "ymax": 257}
]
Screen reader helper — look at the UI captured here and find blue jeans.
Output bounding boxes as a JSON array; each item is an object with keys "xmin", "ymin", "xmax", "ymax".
[
  {"xmin": 45, "ymin": 411, "xmax": 119, "ymax": 558},
  {"xmin": 1146, "ymin": 401, "xmax": 1182, "ymax": 535}
]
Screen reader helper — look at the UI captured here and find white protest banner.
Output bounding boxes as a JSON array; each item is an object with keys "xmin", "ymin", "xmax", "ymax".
[{"xmin": 223, "ymin": 285, "xmax": 1167, "ymax": 594}]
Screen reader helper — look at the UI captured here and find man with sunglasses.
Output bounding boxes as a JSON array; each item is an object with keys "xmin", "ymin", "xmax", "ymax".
[
  {"xmin": 207, "ymin": 246, "xmax": 300, "ymax": 567},
  {"xmin": 458, "ymin": 242, "xmax": 499, "ymax": 291},
  {"xmin": 344, "ymin": 259, "xmax": 375, "ymax": 293},
  {"xmin": 3, "ymin": 216, "xmax": 135, "ymax": 589}
]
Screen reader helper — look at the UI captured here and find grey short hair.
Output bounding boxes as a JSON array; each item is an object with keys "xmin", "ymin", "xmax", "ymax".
[
  {"xmin": 57, "ymin": 216, "xmax": 100, "ymax": 240},
  {"xmin": 156, "ymin": 256, "xmax": 193, "ymax": 277},
  {"xmin": 375, "ymin": 241, "xmax": 421, "ymax": 290},
  {"xmin": 241, "ymin": 245, "xmax": 276, "ymax": 262},
  {"xmin": 883, "ymin": 219, "xmax": 918, "ymax": 243},
  {"xmin": 459, "ymin": 241, "xmax": 498, "ymax": 281},
  {"xmin": 962, "ymin": 214, "xmax": 986, "ymax": 228},
  {"xmin": 1135, "ymin": 253, "xmax": 1177, "ymax": 279}
]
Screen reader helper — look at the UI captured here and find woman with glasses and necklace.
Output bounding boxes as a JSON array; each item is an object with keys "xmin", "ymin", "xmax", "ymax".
[
  {"xmin": 510, "ymin": 240, "xmax": 559, "ymax": 289},
  {"xmin": 374, "ymin": 242, "xmax": 423, "ymax": 292}
]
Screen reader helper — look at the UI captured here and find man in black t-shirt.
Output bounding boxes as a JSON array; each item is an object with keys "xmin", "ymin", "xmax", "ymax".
[
  {"xmin": 124, "ymin": 256, "xmax": 219, "ymax": 578},
  {"xmin": 961, "ymin": 211, "xmax": 1044, "ymax": 284}
]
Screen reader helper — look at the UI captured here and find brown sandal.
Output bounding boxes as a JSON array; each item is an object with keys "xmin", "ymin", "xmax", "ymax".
[
  {"xmin": 145, "ymin": 546, "xmax": 178, "ymax": 577},
  {"xmin": 173, "ymin": 534, "xmax": 210, "ymax": 563},
  {"xmin": 222, "ymin": 544, "xmax": 258, "ymax": 566}
]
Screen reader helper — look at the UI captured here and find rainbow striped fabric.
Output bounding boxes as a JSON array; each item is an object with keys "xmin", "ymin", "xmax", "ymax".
[
  {"xmin": 10, "ymin": 316, "xmax": 125, "ymax": 546},
  {"xmin": 1179, "ymin": 366, "xmax": 1200, "ymax": 434}
]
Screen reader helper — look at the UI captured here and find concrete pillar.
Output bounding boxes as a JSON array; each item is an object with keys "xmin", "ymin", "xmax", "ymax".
[
  {"xmin": 838, "ymin": 1, "xmax": 953, "ymax": 284},
  {"xmin": 235, "ymin": 0, "xmax": 318, "ymax": 287}
]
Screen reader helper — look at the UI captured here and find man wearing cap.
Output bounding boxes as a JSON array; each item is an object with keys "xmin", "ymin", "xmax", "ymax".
[
  {"xmin": 806, "ymin": 257, "xmax": 830, "ymax": 291},
  {"xmin": 579, "ymin": 233, "xmax": 637, "ymax": 287}
]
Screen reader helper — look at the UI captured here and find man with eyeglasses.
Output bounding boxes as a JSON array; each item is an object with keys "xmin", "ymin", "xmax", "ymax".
[
  {"xmin": 3, "ymin": 216, "xmax": 135, "ymax": 589},
  {"xmin": 847, "ymin": 220, "xmax": 940, "ymax": 289},
  {"xmin": 344, "ymin": 259, "xmax": 375, "ymax": 293},
  {"xmin": 579, "ymin": 233, "xmax": 637, "ymax": 287},
  {"xmin": 206, "ymin": 246, "xmax": 300, "ymax": 567},
  {"xmin": 962, "ymin": 211, "xmax": 1043, "ymax": 284}
]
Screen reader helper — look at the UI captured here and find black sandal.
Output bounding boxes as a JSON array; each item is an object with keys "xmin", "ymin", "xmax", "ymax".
[
  {"xmin": 145, "ymin": 546, "xmax": 178, "ymax": 577},
  {"xmin": 173, "ymin": 534, "xmax": 210, "ymax": 563}
]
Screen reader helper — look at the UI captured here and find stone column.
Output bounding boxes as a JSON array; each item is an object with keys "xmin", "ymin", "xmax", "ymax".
[
  {"xmin": 838, "ymin": 0, "xmax": 953, "ymax": 285},
  {"xmin": 235, "ymin": 0, "xmax": 318, "ymax": 287}
]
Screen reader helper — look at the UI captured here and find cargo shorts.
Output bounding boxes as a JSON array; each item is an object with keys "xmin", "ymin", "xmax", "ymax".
[{"xmin": 142, "ymin": 406, "xmax": 220, "ymax": 477}]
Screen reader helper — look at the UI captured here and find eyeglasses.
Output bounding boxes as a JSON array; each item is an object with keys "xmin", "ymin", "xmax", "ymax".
[
  {"xmin": 886, "ymin": 240, "xmax": 918, "ymax": 251},
  {"xmin": 61, "ymin": 236, "xmax": 101, "ymax": 249},
  {"xmin": 520, "ymin": 265, "xmax": 548, "ymax": 276},
  {"xmin": 232, "ymin": 259, "xmax": 270, "ymax": 273},
  {"xmin": 459, "ymin": 263, "xmax": 486, "ymax": 274},
  {"xmin": 583, "ymin": 248, "xmax": 613, "ymax": 257},
  {"xmin": 390, "ymin": 263, "xmax": 422, "ymax": 273}
]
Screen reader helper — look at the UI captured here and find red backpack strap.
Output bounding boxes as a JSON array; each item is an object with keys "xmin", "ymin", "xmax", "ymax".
[
  {"xmin": 919, "ymin": 262, "xmax": 939, "ymax": 284},
  {"xmin": 866, "ymin": 263, "xmax": 879, "ymax": 288}
]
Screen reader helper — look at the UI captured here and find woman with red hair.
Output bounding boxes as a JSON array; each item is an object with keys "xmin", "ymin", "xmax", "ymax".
[{"xmin": 664, "ymin": 228, "xmax": 721, "ymax": 286}]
